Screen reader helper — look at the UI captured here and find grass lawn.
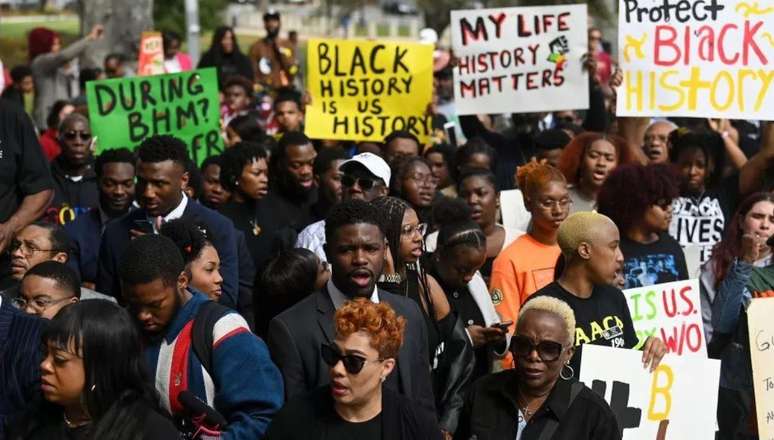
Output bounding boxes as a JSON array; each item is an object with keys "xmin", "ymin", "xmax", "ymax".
[{"xmin": 1, "ymin": 16, "xmax": 80, "ymax": 66}]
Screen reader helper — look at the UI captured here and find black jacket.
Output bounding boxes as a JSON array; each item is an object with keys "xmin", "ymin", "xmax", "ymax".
[
  {"xmin": 47, "ymin": 157, "xmax": 99, "ymax": 225},
  {"xmin": 267, "ymin": 288, "xmax": 436, "ymax": 413},
  {"xmin": 265, "ymin": 386, "xmax": 442, "ymax": 440},
  {"xmin": 454, "ymin": 370, "xmax": 621, "ymax": 440}
]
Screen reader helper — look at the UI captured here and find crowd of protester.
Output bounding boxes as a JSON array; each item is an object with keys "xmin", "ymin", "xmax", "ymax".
[{"xmin": 0, "ymin": 9, "xmax": 773, "ymax": 440}]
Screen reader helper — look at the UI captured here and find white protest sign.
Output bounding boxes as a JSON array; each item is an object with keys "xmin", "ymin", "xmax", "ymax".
[
  {"xmin": 747, "ymin": 298, "xmax": 774, "ymax": 439},
  {"xmin": 580, "ymin": 345, "xmax": 720, "ymax": 440},
  {"xmin": 616, "ymin": 0, "xmax": 774, "ymax": 120},
  {"xmin": 624, "ymin": 279, "xmax": 707, "ymax": 356},
  {"xmin": 450, "ymin": 4, "xmax": 589, "ymax": 115}
]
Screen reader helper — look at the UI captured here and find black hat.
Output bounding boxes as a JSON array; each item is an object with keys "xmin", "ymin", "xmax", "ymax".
[{"xmin": 263, "ymin": 9, "xmax": 280, "ymax": 20}]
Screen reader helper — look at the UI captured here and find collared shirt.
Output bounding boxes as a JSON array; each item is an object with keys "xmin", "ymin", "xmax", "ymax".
[
  {"xmin": 149, "ymin": 193, "xmax": 188, "ymax": 233},
  {"xmin": 327, "ymin": 278, "xmax": 379, "ymax": 310}
]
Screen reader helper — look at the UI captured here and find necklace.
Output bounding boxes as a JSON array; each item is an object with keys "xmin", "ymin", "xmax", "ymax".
[
  {"xmin": 516, "ymin": 389, "xmax": 549, "ymax": 420},
  {"xmin": 63, "ymin": 412, "xmax": 89, "ymax": 429}
]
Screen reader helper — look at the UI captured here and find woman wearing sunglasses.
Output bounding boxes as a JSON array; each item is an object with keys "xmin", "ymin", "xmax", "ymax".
[
  {"xmin": 265, "ymin": 299, "xmax": 442, "ymax": 440},
  {"xmin": 455, "ymin": 296, "xmax": 620, "ymax": 440},
  {"xmin": 372, "ymin": 196, "xmax": 472, "ymax": 435},
  {"xmin": 48, "ymin": 113, "xmax": 99, "ymax": 225},
  {"xmin": 532, "ymin": 212, "xmax": 666, "ymax": 375},
  {"xmin": 597, "ymin": 163, "xmax": 688, "ymax": 289}
]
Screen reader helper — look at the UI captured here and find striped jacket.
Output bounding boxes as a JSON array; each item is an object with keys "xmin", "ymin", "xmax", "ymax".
[{"xmin": 144, "ymin": 292, "xmax": 283, "ymax": 439}]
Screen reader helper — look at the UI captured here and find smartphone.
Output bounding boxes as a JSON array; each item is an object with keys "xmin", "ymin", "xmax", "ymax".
[
  {"xmin": 133, "ymin": 219, "xmax": 154, "ymax": 234},
  {"xmin": 444, "ymin": 121, "xmax": 458, "ymax": 147},
  {"xmin": 491, "ymin": 320, "xmax": 513, "ymax": 330}
]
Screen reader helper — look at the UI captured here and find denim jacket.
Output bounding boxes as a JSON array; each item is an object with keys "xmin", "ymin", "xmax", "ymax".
[{"xmin": 709, "ymin": 259, "xmax": 753, "ymax": 390}]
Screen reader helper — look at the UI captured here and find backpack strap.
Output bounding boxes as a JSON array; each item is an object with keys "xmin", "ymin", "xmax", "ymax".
[
  {"xmin": 536, "ymin": 382, "xmax": 585, "ymax": 440},
  {"xmin": 191, "ymin": 301, "xmax": 232, "ymax": 376}
]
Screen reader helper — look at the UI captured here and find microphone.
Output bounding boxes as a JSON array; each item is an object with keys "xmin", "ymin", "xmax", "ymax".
[
  {"xmin": 178, "ymin": 391, "xmax": 228, "ymax": 428},
  {"xmin": 768, "ymin": 234, "xmax": 774, "ymax": 248}
]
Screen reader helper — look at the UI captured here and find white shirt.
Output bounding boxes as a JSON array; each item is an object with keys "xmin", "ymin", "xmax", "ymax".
[
  {"xmin": 295, "ymin": 219, "xmax": 327, "ymax": 262},
  {"xmin": 327, "ymin": 278, "xmax": 379, "ymax": 310},
  {"xmin": 149, "ymin": 193, "xmax": 188, "ymax": 233},
  {"xmin": 164, "ymin": 57, "xmax": 182, "ymax": 73}
]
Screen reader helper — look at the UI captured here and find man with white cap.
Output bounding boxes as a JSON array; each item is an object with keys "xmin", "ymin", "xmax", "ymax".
[{"xmin": 295, "ymin": 152, "xmax": 391, "ymax": 262}]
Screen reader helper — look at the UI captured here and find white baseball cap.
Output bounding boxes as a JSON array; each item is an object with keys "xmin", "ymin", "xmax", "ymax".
[{"xmin": 339, "ymin": 152, "xmax": 391, "ymax": 186}]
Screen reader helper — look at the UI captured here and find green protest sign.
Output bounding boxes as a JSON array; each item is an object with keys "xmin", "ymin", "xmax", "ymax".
[{"xmin": 86, "ymin": 67, "xmax": 222, "ymax": 164}]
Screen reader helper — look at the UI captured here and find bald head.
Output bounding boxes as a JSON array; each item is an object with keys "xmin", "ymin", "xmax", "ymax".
[{"xmin": 643, "ymin": 120, "xmax": 676, "ymax": 164}]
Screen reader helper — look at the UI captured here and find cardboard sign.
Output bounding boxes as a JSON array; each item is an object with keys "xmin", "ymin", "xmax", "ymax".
[
  {"xmin": 616, "ymin": 0, "xmax": 774, "ymax": 120},
  {"xmin": 747, "ymin": 298, "xmax": 774, "ymax": 439},
  {"xmin": 450, "ymin": 4, "xmax": 589, "ymax": 115},
  {"xmin": 138, "ymin": 31, "xmax": 165, "ymax": 76},
  {"xmin": 86, "ymin": 68, "xmax": 222, "ymax": 164},
  {"xmin": 305, "ymin": 38, "xmax": 434, "ymax": 143},
  {"xmin": 624, "ymin": 279, "xmax": 707, "ymax": 356},
  {"xmin": 580, "ymin": 345, "xmax": 720, "ymax": 440}
]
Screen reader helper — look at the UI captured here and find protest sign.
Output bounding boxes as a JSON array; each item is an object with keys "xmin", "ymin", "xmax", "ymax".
[
  {"xmin": 747, "ymin": 298, "xmax": 774, "ymax": 439},
  {"xmin": 616, "ymin": 0, "xmax": 774, "ymax": 120},
  {"xmin": 450, "ymin": 4, "xmax": 588, "ymax": 115},
  {"xmin": 138, "ymin": 32, "xmax": 165, "ymax": 76},
  {"xmin": 623, "ymin": 279, "xmax": 706, "ymax": 356},
  {"xmin": 86, "ymin": 68, "xmax": 222, "ymax": 164},
  {"xmin": 580, "ymin": 344, "xmax": 720, "ymax": 440},
  {"xmin": 305, "ymin": 38, "xmax": 433, "ymax": 144}
]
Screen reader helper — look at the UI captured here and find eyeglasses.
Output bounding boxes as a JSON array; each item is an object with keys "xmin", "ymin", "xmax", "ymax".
[
  {"xmin": 63, "ymin": 130, "xmax": 92, "ymax": 141},
  {"xmin": 510, "ymin": 335, "xmax": 568, "ymax": 362},
  {"xmin": 400, "ymin": 223, "xmax": 427, "ymax": 237},
  {"xmin": 321, "ymin": 343, "xmax": 382, "ymax": 375},
  {"xmin": 538, "ymin": 198, "xmax": 573, "ymax": 210},
  {"xmin": 654, "ymin": 199, "xmax": 673, "ymax": 210},
  {"xmin": 12, "ymin": 296, "xmax": 71, "ymax": 312},
  {"xmin": 9, "ymin": 240, "xmax": 60, "ymax": 257},
  {"xmin": 342, "ymin": 175, "xmax": 378, "ymax": 191}
]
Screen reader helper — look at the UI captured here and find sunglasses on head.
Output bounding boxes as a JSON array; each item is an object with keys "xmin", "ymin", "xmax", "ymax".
[
  {"xmin": 63, "ymin": 130, "xmax": 92, "ymax": 141},
  {"xmin": 510, "ymin": 335, "xmax": 566, "ymax": 362},
  {"xmin": 341, "ymin": 174, "xmax": 377, "ymax": 191},
  {"xmin": 321, "ymin": 343, "xmax": 380, "ymax": 375}
]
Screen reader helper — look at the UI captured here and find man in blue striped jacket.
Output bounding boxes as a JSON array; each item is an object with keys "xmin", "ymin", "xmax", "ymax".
[{"xmin": 119, "ymin": 234, "xmax": 283, "ymax": 439}]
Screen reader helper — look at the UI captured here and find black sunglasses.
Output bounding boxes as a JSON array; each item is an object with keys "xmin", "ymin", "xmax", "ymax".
[
  {"xmin": 321, "ymin": 343, "xmax": 380, "ymax": 375},
  {"xmin": 510, "ymin": 335, "xmax": 566, "ymax": 362},
  {"xmin": 341, "ymin": 174, "xmax": 377, "ymax": 191},
  {"xmin": 63, "ymin": 130, "xmax": 92, "ymax": 141}
]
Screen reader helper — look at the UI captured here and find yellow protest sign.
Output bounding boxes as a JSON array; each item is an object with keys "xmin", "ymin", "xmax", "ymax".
[{"xmin": 305, "ymin": 38, "xmax": 433, "ymax": 144}]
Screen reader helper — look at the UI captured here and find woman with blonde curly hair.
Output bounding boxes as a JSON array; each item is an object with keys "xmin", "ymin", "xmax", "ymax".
[
  {"xmin": 489, "ymin": 162, "xmax": 571, "ymax": 340},
  {"xmin": 265, "ymin": 299, "xmax": 442, "ymax": 440}
]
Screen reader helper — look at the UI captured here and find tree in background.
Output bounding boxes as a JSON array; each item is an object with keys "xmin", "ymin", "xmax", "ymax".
[
  {"xmin": 154, "ymin": 0, "xmax": 229, "ymax": 38},
  {"xmin": 79, "ymin": 0, "xmax": 154, "ymax": 68}
]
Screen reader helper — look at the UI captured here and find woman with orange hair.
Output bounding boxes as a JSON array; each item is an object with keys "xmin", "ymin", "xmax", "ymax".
[
  {"xmin": 557, "ymin": 132, "xmax": 637, "ymax": 213},
  {"xmin": 489, "ymin": 162, "xmax": 571, "ymax": 364},
  {"xmin": 265, "ymin": 299, "xmax": 442, "ymax": 440}
]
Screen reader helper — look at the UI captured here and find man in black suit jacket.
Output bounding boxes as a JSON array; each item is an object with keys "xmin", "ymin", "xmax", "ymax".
[
  {"xmin": 65, "ymin": 148, "xmax": 136, "ymax": 286},
  {"xmin": 96, "ymin": 136, "xmax": 239, "ymax": 307},
  {"xmin": 268, "ymin": 199, "xmax": 436, "ymax": 411}
]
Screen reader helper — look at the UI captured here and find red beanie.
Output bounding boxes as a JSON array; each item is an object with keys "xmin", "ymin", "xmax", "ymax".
[{"xmin": 28, "ymin": 27, "xmax": 59, "ymax": 61}]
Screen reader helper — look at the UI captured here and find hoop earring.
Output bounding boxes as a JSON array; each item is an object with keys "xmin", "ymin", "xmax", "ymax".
[{"xmin": 560, "ymin": 362, "xmax": 575, "ymax": 381}]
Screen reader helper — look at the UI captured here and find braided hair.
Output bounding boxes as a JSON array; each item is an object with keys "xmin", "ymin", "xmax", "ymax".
[{"xmin": 371, "ymin": 196, "xmax": 410, "ymax": 269}]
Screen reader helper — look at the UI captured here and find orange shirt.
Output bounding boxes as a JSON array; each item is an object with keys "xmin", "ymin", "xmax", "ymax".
[{"xmin": 489, "ymin": 234, "xmax": 561, "ymax": 333}]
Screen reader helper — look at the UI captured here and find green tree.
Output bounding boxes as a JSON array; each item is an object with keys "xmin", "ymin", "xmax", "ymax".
[{"xmin": 153, "ymin": 0, "xmax": 229, "ymax": 36}]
